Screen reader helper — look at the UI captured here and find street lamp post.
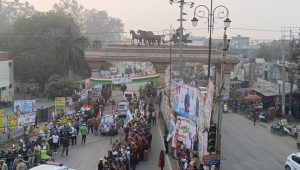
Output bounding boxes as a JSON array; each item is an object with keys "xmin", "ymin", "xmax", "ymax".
[
  {"xmin": 170, "ymin": 0, "xmax": 194, "ymax": 79},
  {"xmin": 191, "ymin": 1, "xmax": 231, "ymax": 79}
]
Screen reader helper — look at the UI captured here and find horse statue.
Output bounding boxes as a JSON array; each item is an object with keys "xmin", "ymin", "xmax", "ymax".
[
  {"xmin": 130, "ymin": 30, "xmax": 142, "ymax": 45},
  {"xmin": 138, "ymin": 30, "xmax": 155, "ymax": 45},
  {"xmin": 183, "ymin": 33, "xmax": 192, "ymax": 44}
]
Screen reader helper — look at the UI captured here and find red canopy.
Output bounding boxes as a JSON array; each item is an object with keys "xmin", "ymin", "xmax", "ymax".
[{"xmin": 244, "ymin": 94, "xmax": 262, "ymax": 102}]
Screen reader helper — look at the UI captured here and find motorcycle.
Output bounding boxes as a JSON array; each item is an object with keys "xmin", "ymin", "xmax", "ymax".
[
  {"xmin": 282, "ymin": 125, "xmax": 298, "ymax": 137},
  {"xmin": 270, "ymin": 122, "xmax": 285, "ymax": 136},
  {"xmin": 223, "ymin": 104, "xmax": 228, "ymax": 113},
  {"xmin": 258, "ymin": 111, "xmax": 267, "ymax": 122}
]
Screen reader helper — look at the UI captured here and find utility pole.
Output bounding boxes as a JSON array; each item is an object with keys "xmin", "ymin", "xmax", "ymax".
[
  {"xmin": 179, "ymin": 0, "xmax": 184, "ymax": 79},
  {"xmin": 281, "ymin": 28, "xmax": 286, "ymax": 116}
]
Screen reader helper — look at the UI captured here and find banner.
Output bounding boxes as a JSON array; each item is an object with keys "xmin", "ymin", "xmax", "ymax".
[
  {"xmin": 17, "ymin": 112, "xmax": 36, "ymax": 128},
  {"xmin": 9, "ymin": 116, "xmax": 17, "ymax": 130},
  {"xmin": 173, "ymin": 84, "xmax": 198, "ymax": 123},
  {"xmin": 14, "ymin": 100, "xmax": 36, "ymax": 128},
  {"xmin": 172, "ymin": 116, "xmax": 197, "ymax": 149},
  {"xmin": 92, "ymin": 84, "xmax": 102, "ymax": 97},
  {"xmin": 0, "ymin": 110, "xmax": 5, "ymax": 134},
  {"xmin": 166, "ymin": 118, "xmax": 176, "ymax": 141},
  {"xmin": 66, "ymin": 97, "xmax": 75, "ymax": 115},
  {"xmin": 55, "ymin": 97, "xmax": 66, "ymax": 115},
  {"xmin": 14, "ymin": 100, "xmax": 36, "ymax": 116},
  {"xmin": 202, "ymin": 79, "xmax": 215, "ymax": 131},
  {"xmin": 112, "ymin": 77, "xmax": 132, "ymax": 84}
]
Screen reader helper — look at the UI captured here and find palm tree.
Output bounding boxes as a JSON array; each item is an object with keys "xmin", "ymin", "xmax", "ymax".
[{"xmin": 56, "ymin": 26, "xmax": 88, "ymax": 81}]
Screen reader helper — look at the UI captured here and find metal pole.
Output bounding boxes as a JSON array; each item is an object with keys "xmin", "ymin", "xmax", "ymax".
[
  {"xmin": 179, "ymin": 0, "xmax": 184, "ymax": 79},
  {"xmin": 207, "ymin": 0, "xmax": 213, "ymax": 79},
  {"xmin": 281, "ymin": 41, "xmax": 286, "ymax": 116}
]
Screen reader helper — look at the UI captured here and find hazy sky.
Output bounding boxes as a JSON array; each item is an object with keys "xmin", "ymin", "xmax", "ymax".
[{"xmin": 21, "ymin": 0, "xmax": 300, "ymax": 40}]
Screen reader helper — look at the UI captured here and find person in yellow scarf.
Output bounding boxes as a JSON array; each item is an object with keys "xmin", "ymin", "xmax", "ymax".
[{"xmin": 34, "ymin": 126, "xmax": 40, "ymax": 136}]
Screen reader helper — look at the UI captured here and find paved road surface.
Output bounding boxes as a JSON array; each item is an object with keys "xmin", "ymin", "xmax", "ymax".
[
  {"xmin": 222, "ymin": 112, "xmax": 296, "ymax": 170},
  {"xmin": 54, "ymin": 89, "xmax": 173, "ymax": 170}
]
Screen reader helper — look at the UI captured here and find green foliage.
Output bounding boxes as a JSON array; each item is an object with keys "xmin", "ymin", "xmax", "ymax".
[
  {"xmin": 0, "ymin": 12, "xmax": 89, "ymax": 86},
  {"xmin": 53, "ymin": 0, "xmax": 124, "ymax": 42},
  {"xmin": 0, "ymin": 0, "xmax": 36, "ymax": 32},
  {"xmin": 44, "ymin": 74, "xmax": 77, "ymax": 99},
  {"xmin": 55, "ymin": 26, "xmax": 89, "ymax": 81},
  {"xmin": 255, "ymin": 41, "xmax": 282, "ymax": 61}
]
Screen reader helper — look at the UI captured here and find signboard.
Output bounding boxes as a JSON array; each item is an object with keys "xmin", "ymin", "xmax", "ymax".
[
  {"xmin": 0, "ymin": 110, "xmax": 5, "ymax": 134},
  {"xmin": 13, "ymin": 100, "xmax": 37, "ymax": 128},
  {"xmin": 112, "ymin": 77, "xmax": 132, "ymax": 84},
  {"xmin": 66, "ymin": 97, "xmax": 75, "ymax": 115},
  {"xmin": 172, "ymin": 84, "xmax": 198, "ymax": 123},
  {"xmin": 202, "ymin": 154, "xmax": 218, "ymax": 166},
  {"xmin": 92, "ymin": 84, "xmax": 102, "ymax": 97},
  {"xmin": 171, "ymin": 116, "xmax": 197, "ymax": 149},
  {"xmin": 55, "ymin": 97, "xmax": 66, "ymax": 115}
]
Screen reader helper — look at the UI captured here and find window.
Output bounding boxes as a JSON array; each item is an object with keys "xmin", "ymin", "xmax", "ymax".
[
  {"xmin": 1, "ymin": 87, "xmax": 6, "ymax": 90},
  {"xmin": 8, "ymin": 62, "xmax": 12, "ymax": 67},
  {"xmin": 292, "ymin": 155, "xmax": 300, "ymax": 164},
  {"xmin": 9, "ymin": 84, "xmax": 12, "ymax": 89}
]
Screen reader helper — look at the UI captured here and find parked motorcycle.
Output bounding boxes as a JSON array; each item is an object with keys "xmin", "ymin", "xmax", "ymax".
[
  {"xmin": 271, "ymin": 122, "xmax": 299, "ymax": 137},
  {"xmin": 270, "ymin": 122, "xmax": 285, "ymax": 136}
]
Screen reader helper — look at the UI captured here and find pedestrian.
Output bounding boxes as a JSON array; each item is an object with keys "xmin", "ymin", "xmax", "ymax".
[
  {"xmin": 27, "ymin": 147, "xmax": 34, "ymax": 168},
  {"xmin": 0, "ymin": 159, "xmax": 8, "ymax": 170},
  {"xmin": 157, "ymin": 150, "xmax": 165, "ymax": 170},
  {"xmin": 252, "ymin": 110, "xmax": 257, "ymax": 126},
  {"xmin": 98, "ymin": 158, "xmax": 104, "ymax": 170},
  {"xmin": 164, "ymin": 136, "xmax": 169, "ymax": 154},
  {"xmin": 52, "ymin": 133, "xmax": 59, "ymax": 154},
  {"xmin": 152, "ymin": 111, "xmax": 156, "ymax": 125},
  {"xmin": 16, "ymin": 159, "xmax": 27, "ymax": 170},
  {"xmin": 130, "ymin": 153, "xmax": 137, "ymax": 170},
  {"xmin": 80, "ymin": 124, "xmax": 88, "ymax": 144},
  {"xmin": 61, "ymin": 136, "xmax": 69, "ymax": 157},
  {"xmin": 70, "ymin": 126, "xmax": 78, "ymax": 145}
]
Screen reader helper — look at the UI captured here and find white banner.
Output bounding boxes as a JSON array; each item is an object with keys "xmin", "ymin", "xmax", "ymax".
[{"xmin": 112, "ymin": 77, "xmax": 132, "ymax": 84}]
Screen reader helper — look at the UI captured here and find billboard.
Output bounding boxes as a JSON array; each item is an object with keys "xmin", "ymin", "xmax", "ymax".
[
  {"xmin": 0, "ymin": 110, "xmax": 4, "ymax": 134},
  {"xmin": 13, "ymin": 100, "xmax": 37, "ymax": 128},
  {"xmin": 171, "ymin": 116, "xmax": 197, "ymax": 149},
  {"xmin": 55, "ymin": 97, "xmax": 66, "ymax": 115},
  {"xmin": 173, "ymin": 84, "xmax": 198, "ymax": 123}
]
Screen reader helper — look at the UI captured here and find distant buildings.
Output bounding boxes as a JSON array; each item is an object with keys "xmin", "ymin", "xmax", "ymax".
[{"xmin": 0, "ymin": 52, "xmax": 14, "ymax": 102}]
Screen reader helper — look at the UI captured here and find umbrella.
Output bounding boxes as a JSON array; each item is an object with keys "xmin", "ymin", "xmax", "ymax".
[{"xmin": 244, "ymin": 94, "xmax": 262, "ymax": 102}]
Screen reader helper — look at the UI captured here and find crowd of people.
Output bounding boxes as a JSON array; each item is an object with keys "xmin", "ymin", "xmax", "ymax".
[{"xmin": 98, "ymin": 96, "xmax": 157, "ymax": 170}]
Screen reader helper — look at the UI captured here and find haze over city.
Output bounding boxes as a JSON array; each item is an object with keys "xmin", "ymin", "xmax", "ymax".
[{"xmin": 21, "ymin": 0, "xmax": 300, "ymax": 40}]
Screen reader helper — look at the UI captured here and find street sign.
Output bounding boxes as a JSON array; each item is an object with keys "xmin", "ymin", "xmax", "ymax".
[{"xmin": 208, "ymin": 159, "xmax": 221, "ymax": 165}]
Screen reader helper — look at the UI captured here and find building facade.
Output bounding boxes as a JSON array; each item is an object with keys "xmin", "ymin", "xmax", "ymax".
[{"xmin": 0, "ymin": 52, "xmax": 14, "ymax": 102}]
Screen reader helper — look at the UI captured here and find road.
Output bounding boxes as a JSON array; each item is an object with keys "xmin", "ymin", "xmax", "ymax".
[
  {"xmin": 221, "ymin": 112, "xmax": 296, "ymax": 170},
  {"xmin": 53, "ymin": 88, "xmax": 173, "ymax": 170}
]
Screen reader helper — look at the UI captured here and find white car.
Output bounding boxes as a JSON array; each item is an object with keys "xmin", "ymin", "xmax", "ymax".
[{"xmin": 285, "ymin": 153, "xmax": 300, "ymax": 170}]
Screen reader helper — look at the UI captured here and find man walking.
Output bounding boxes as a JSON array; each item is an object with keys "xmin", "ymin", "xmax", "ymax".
[
  {"xmin": 61, "ymin": 136, "xmax": 69, "ymax": 157},
  {"xmin": 80, "ymin": 124, "xmax": 88, "ymax": 144},
  {"xmin": 52, "ymin": 133, "xmax": 59, "ymax": 154},
  {"xmin": 252, "ymin": 109, "xmax": 257, "ymax": 126}
]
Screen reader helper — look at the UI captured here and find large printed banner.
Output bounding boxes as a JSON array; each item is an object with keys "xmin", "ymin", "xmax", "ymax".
[
  {"xmin": 173, "ymin": 84, "xmax": 198, "ymax": 123},
  {"xmin": 172, "ymin": 116, "xmax": 197, "ymax": 149},
  {"xmin": 14, "ymin": 100, "xmax": 36, "ymax": 116},
  {"xmin": 92, "ymin": 84, "xmax": 102, "ymax": 97},
  {"xmin": 202, "ymin": 79, "xmax": 215, "ymax": 131},
  {"xmin": 0, "ymin": 110, "xmax": 5, "ymax": 134},
  {"xmin": 198, "ymin": 132, "xmax": 208, "ymax": 160},
  {"xmin": 13, "ymin": 100, "xmax": 37, "ymax": 128},
  {"xmin": 55, "ymin": 97, "xmax": 66, "ymax": 115}
]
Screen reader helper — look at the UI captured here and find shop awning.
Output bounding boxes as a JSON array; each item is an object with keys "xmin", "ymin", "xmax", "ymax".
[{"xmin": 251, "ymin": 87, "xmax": 279, "ymax": 97}]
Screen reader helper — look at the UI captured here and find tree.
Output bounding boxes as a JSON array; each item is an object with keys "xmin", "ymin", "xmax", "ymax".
[
  {"xmin": 0, "ymin": 12, "xmax": 89, "ymax": 86},
  {"xmin": 255, "ymin": 40, "xmax": 289, "ymax": 61},
  {"xmin": 0, "ymin": 0, "xmax": 36, "ymax": 32},
  {"xmin": 53, "ymin": 0, "xmax": 124, "ymax": 42},
  {"xmin": 55, "ymin": 26, "xmax": 88, "ymax": 81},
  {"xmin": 44, "ymin": 74, "xmax": 78, "ymax": 99}
]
